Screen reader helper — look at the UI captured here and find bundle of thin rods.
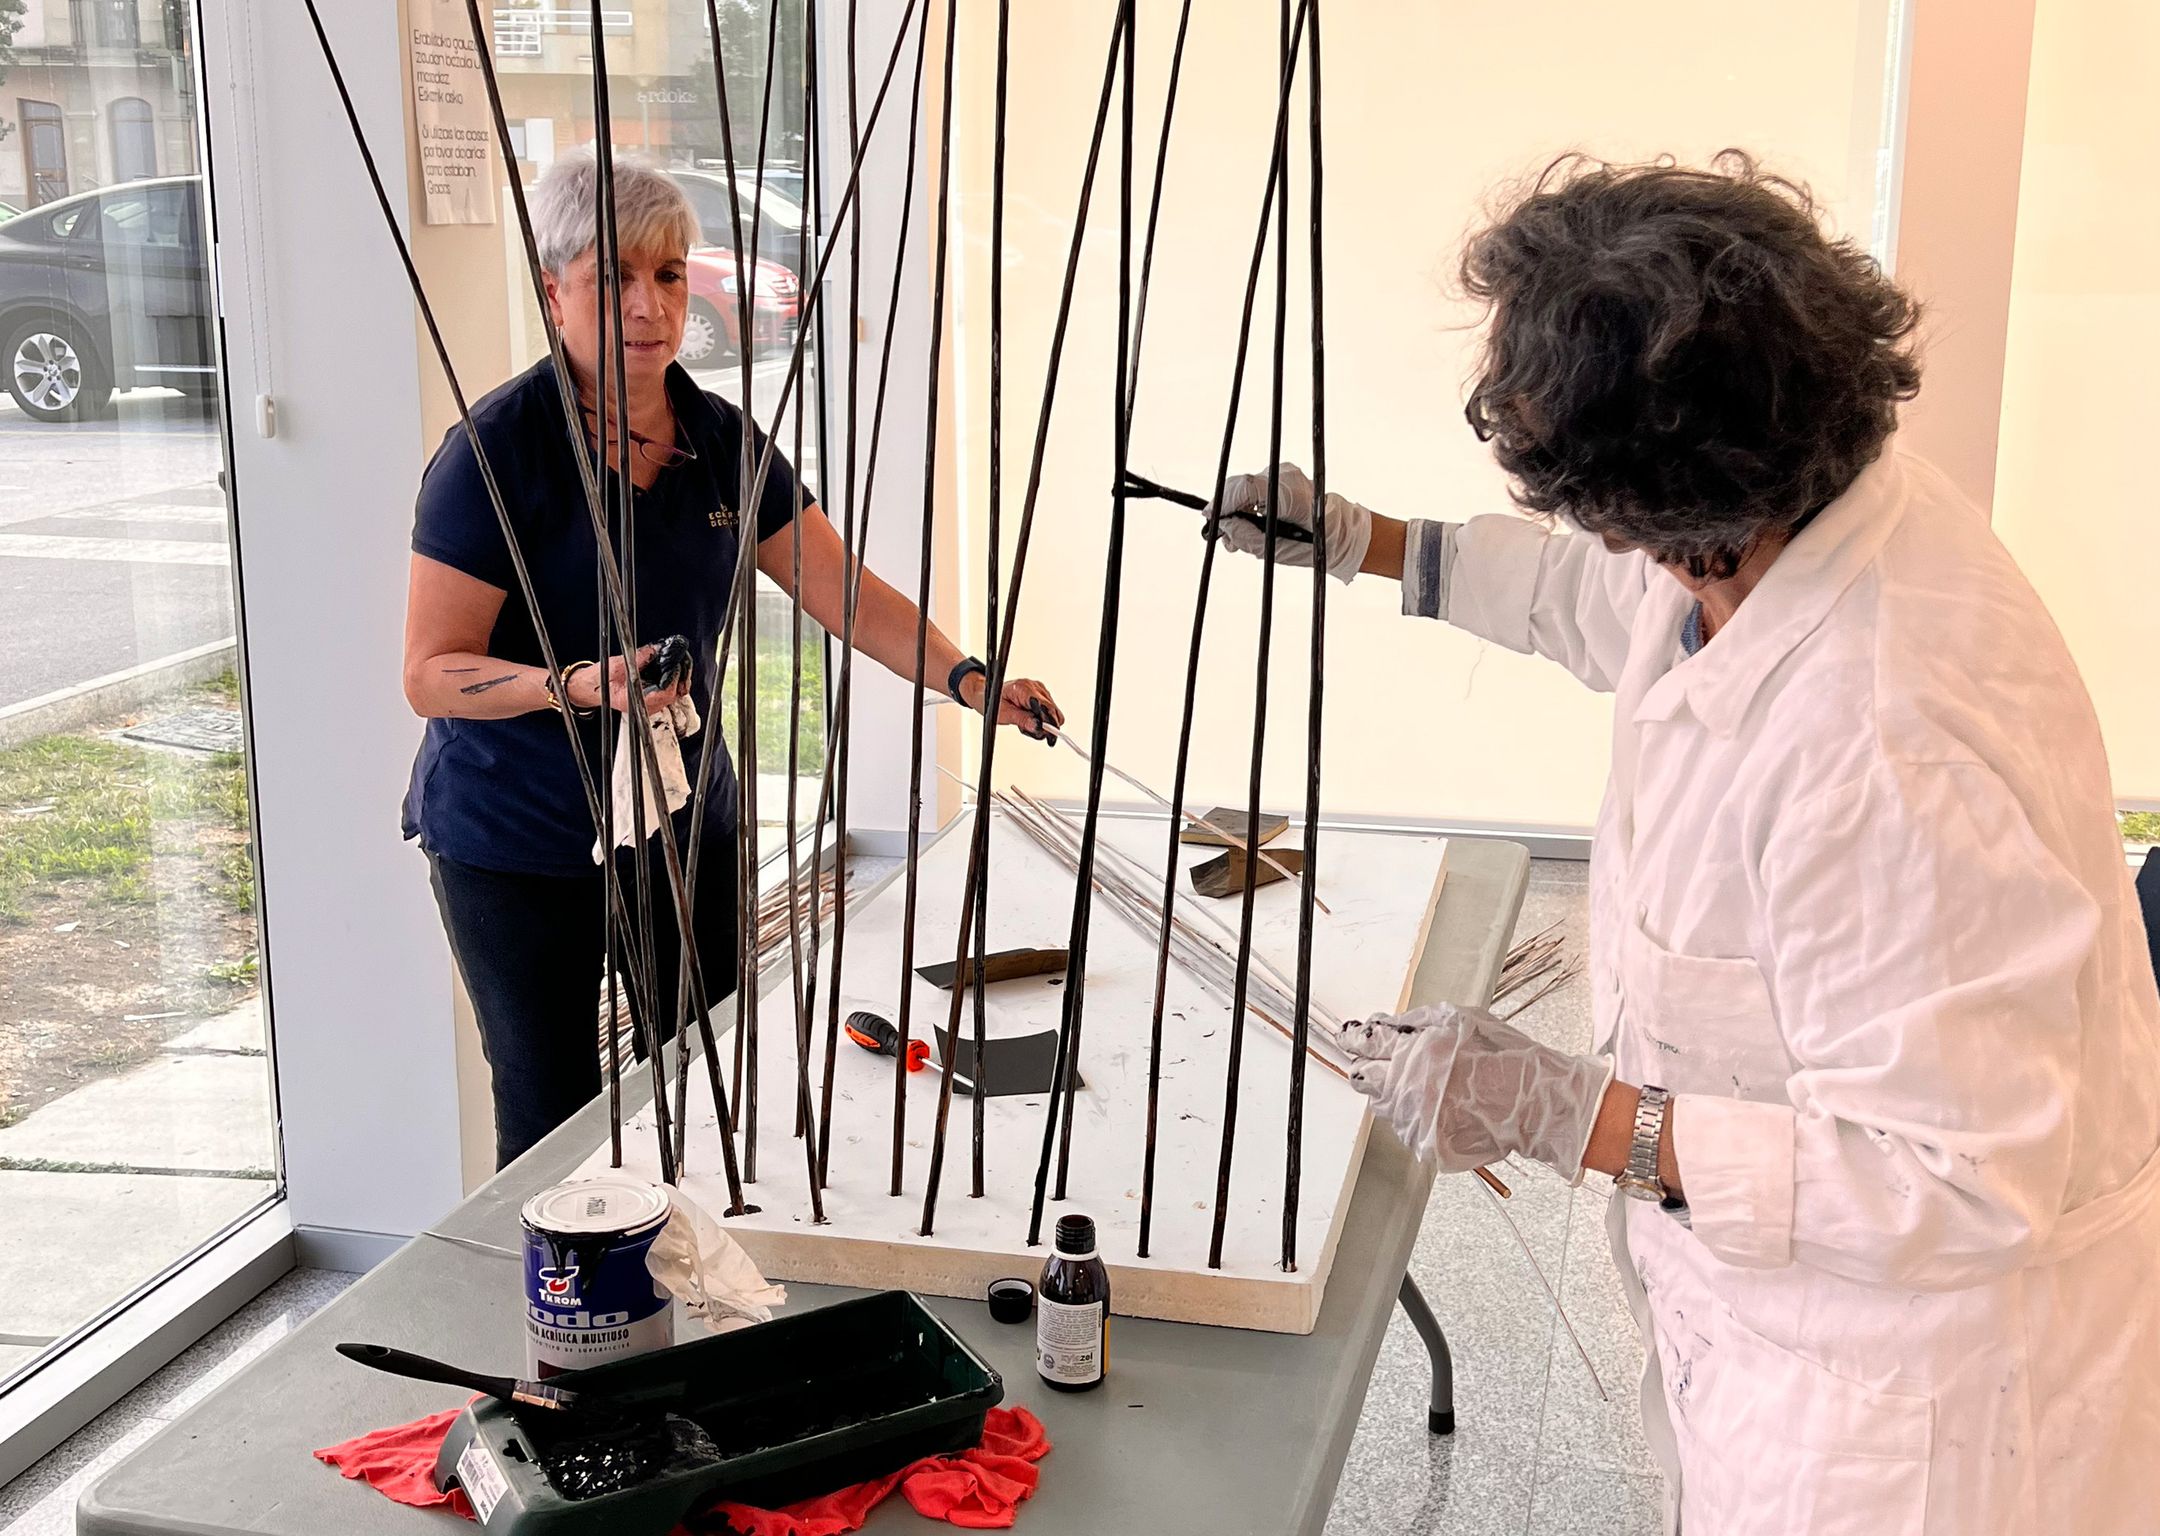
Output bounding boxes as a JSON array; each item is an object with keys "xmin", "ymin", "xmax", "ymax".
[{"xmin": 303, "ymin": 0, "xmax": 1357, "ymax": 1274}]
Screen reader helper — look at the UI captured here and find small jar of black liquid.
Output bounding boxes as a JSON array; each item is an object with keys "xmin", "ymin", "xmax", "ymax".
[{"xmin": 1037, "ymin": 1213, "xmax": 1110, "ymax": 1392}]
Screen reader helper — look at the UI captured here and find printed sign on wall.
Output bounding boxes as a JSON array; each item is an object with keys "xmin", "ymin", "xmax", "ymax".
[{"xmin": 409, "ymin": 0, "xmax": 496, "ymax": 226}]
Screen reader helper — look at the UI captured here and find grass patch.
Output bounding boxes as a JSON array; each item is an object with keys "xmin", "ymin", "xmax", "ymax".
[
  {"xmin": 2123, "ymin": 812, "xmax": 2160, "ymax": 848},
  {"xmin": 206, "ymin": 953, "xmax": 259, "ymax": 985},
  {"xmin": 0, "ymin": 732, "xmax": 253, "ymax": 922},
  {"xmin": 718, "ymin": 639, "xmax": 828, "ymax": 778}
]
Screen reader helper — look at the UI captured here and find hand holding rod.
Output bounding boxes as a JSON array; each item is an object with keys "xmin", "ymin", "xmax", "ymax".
[{"xmin": 1120, "ymin": 470, "xmax": 1316, "ymax": 545}]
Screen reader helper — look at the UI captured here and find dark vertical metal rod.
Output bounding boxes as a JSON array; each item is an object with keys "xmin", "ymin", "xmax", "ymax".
[
  {"xmin": 968, "ymin": 0, "xmax": 1011, "ymax": 1203},
  {"xmin": 813, "ymin": 0, "xmax": 869, "ymax": 1189},
  {"xmin": 682, "ymin": 0, "xmax": 773, "ymax": 1183},
  {"xmin": 922, "ymin": 1, "xmax": 1131, "ymax": 1240},
  {"xmin": 588, "ymin": 0, "xmax": 668, "ymax": 1177},
  {"xmin": 1038, "ymin": 0, "xmax": 1136, "ymax": 1212},
  {"xmin": 1135, "ymin": 0, "xmax": 1309, "ymax": 1259},
  {"xmin": 1207, "ymin": 0, "xmax": 1298, "ymax": 1273},
  {"xmin": 789, "ymin": 0, "xmax": 828, "ymax": 1143},
  {"xmin": 780, "ymin": 0, "xmax": 829, "ymax": 1219},
  {"xmin": 894, "ymin": 0, "xmax": 961, "ymax": 1198},
  {"xmin": 1112, "ymin": 0, "xmax": 1199, "ymax": 1255},
  {"xmin": 1283, "ymin": 0, "xmax": 1326, "ymax": 1273}
]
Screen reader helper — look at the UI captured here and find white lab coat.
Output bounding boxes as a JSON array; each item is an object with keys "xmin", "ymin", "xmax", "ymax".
[{"xmin": 1440, "ymin": 449, "xmax": 2160, "ymax": 1534}]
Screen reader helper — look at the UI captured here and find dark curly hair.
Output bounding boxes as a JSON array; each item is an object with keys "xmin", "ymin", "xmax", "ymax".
[{"xmin": 1461, "ymin": 152, "xmax": 1922, "ymax": 578}]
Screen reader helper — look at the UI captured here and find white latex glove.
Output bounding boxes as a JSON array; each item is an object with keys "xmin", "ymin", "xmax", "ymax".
[
  {"xmin": 1340, "ymin": 1002, "xmax": 1616, "ymax": 1184},
  {"xmin": 1212, "ymin": 462, "xmax": 1372, "ymax": 583}
]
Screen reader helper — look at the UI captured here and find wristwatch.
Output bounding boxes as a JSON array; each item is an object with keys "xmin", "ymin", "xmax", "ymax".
[
  {"xmin": 1614, "ymin": 1084, "xmax": 1672, "ymax": 1202},
  {"xmin": 947, "ymin": 655, "xmax": 988, "ymax": 707}
]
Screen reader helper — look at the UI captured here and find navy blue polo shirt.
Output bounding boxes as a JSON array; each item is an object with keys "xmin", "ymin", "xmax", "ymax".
[{"xmin": 401, "ymin": 357, "xmax": 806, "ymax": 877}]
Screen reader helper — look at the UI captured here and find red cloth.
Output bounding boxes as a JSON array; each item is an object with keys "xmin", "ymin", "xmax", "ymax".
[
  {"xmin": 710, "ymin": 1408, "xmax": 1049, "ymax": 1535},
  {"xmin": 313, "ymin": 1405, "xmax": 1049, "ymax": 1535},
  {"xmin": 316, "ymin": 1406, "xmax": 476, "ymax": 1519}
]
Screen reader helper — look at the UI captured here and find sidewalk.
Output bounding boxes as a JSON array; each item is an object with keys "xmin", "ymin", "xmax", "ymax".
[{"xmin": 0, "ymin": 997, "xmax": 275, "ymax": 1382}]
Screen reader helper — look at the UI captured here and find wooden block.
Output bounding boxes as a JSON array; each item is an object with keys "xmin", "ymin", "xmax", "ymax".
[
  {"xmin": 914, "ymin": 945, "xmax": 1069, "ymax": 992},
  {"xmin": 1189, "ymin": 847, "xmax": 1305, "ymax": 899},
  {"xmin": 1178, "ymin": 807, "xmax": 1289, "ymax": 849}
]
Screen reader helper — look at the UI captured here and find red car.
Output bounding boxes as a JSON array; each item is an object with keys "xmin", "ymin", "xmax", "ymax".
[{"xmin": 680, "ymin": 247, "xmax": 799, "ymax": 368}]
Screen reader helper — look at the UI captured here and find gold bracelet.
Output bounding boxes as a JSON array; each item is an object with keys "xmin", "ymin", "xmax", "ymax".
[{"xmin": 546, "ymin": 660, "xmax": 599, "ymax": 716}]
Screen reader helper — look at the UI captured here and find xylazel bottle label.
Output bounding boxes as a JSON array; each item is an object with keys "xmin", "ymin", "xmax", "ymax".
[{"xmin": 1036, "ymin": 1295, "xmax": 1106, "ymax": 1385}]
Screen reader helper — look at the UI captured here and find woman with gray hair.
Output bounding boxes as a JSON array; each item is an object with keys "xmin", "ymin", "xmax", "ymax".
[{"xmin": 398, "ymin": 147, "xmax": 1063, "ymax": 1168}]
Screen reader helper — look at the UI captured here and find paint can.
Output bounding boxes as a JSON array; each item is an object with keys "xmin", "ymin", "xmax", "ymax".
[{"xmin": 520, "ymin": 1174, "xmax": 675, "ymax": 1378}]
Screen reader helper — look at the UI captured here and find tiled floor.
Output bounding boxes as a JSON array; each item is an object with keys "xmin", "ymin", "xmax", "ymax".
[
  {"xmin": 1326, "ymin": 858, "xmax": 1664, "ymax": 1536},
  {"xmin": 2, "ymin": 859, "xmax": 1659, "ymax": 1536}
]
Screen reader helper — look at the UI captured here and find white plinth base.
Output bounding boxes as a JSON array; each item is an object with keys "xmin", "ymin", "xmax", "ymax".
[{"xmin": 577, "ymin": 810, "xmax": 1446, "ymax": 1335}]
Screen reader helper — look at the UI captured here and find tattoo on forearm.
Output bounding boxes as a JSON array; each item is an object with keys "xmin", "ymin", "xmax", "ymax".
[
  {"xmin": 460, "ymin": 673, "xmax": 520, "ymax": 695},
  {"xmin": 441, "ymin": 666, "xmax": 481, "ymax": 674}
]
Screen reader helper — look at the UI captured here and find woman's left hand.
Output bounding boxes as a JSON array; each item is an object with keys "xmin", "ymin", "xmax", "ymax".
[
  {"xmin": 963, "ymin": 674, "xmax": 1065, "ymax": 743},
  {"xmin": 1340, "ymin": 1003, "xmax": 1615, "ymax": 1181}
]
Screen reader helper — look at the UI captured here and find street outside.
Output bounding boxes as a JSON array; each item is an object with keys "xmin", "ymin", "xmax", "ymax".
[{"xmin": 0, "ymin": 388, "xmax": 232, "ymax": 711}]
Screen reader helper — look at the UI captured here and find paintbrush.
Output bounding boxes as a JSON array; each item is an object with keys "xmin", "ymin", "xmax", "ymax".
[{"xmin": 335, "ymin": 1342, "xmax": 590, "ymax": 1415}]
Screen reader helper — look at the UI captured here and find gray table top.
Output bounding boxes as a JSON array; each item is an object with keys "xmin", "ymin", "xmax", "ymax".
[{"xmin": 80, "ymin": 837, "xmax": 1528, "ymax": 1536}]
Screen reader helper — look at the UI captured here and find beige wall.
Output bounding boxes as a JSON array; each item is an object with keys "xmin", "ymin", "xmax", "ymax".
[
  {"xmin": 950, "ymin": 1, "xmax": 1901, "ymax": 829},
  {"xmin": 1889, "ymin": 0, "xmax": 2035, "ymax": 511},
  {"xmin": 1991, "ymin": 1, "xmax": 2160, "ymax": 805}
]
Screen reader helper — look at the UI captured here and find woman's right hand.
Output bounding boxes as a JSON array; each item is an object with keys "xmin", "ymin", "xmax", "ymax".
[
  {"xmin": 1212, "ymin": 462, "xmax": 1374, "ymax": 583},
  {"xmin": 573, "ymin": 645, "xmax": 692, "ymax": 715}
]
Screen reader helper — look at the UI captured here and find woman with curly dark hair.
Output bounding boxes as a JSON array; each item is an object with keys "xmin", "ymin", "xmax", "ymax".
[{"xmin": 1212, "ymin": 154, "xmax": 2160, "ymax": 1534}]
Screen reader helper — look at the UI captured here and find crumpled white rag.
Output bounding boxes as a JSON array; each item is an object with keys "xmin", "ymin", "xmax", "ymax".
[
  {"xmin": 591, "ymin": 697, "xmax": 701, "ymax": 862},
  {"xmin": 643, "ymin": 1185, "xmax": 786, "ymax": 1333}
]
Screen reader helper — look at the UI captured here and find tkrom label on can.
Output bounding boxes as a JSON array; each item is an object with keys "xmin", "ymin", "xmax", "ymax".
[{"xmin": 521, "ymin": 1176, "xmax": 675, "ymax": 1378}]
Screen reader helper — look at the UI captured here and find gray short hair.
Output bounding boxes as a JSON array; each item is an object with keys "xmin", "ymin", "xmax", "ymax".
[{"xmin": 530, "ymin": 146, "xmax": 701, "ymax": 274}]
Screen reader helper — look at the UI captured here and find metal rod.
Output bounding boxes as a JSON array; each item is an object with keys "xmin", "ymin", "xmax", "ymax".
[
  {"xmin": 921, "ymin": 0, "xmax": 1132, "ymax": 1240},
  {"xmin": 1284, "ymin": 0, "xmax": 1327, "ymax": 1274},
  {"xmin": 1036, "ymin": 0, "xmax": 1137, "ymax": 1215},
  {"xmin": 968, "ymin": 0, "xmax": 1012, "ymax": 1204},
  {"xmin": 1208, "ymin": 0, "xmax": 1300, "ymax": 1273},
  {"xmin": 813, "ymin": 0, "xmax": 870, "ymax": 1190},
  {"xmin": 815, "ymin": 0, "xmax": 931, "ymax": 1189},
  {"xmin": 1137, "ymin": 0, "xmax": 1310, "ymax": 1259},
  {"xmin": 892, "ymin": 0, "xmax": 963, "ymax": 1198}
]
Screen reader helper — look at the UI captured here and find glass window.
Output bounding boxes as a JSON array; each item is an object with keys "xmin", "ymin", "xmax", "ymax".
[
  {"xmin": 112, "ymin": 97, "xmax": 160, "ymax": 182},
  {"xmin": 0, "ymin": 6, "xmax": 272, "ymax": 1401},
  {"xmin": 70, "ymin": 0, "xmax": 142, "ymax": 48}
]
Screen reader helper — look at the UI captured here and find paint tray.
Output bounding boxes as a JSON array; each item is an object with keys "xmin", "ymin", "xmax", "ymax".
[{"xmin": 434, "ymin": 1290, "xmax": 1003, "ymax": 1533}]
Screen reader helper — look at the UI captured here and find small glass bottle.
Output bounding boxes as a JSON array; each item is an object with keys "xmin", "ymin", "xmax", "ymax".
[{"xmin": 1036, "ymin": 1213, "xmax": 1110, "ymax": 1392}]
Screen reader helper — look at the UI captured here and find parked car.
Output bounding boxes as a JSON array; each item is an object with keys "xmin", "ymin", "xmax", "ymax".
[
  {"xmin": 0, "ymin": 175, "xmax": 216, "ymax": 423},
  {"xmin": 680, "ymin": 246, "xmax": 801, "ymax": 367},
  {"xmin": 0, "ymin": 200, "xmax": 23, "ymax": 221},
  {"xmin": 756, "ymin": 166, "xmax": 807, "ymax": 207},
  {"xmin": 670, "ymin": 169, "xmax": 810, "ymax": 278}
]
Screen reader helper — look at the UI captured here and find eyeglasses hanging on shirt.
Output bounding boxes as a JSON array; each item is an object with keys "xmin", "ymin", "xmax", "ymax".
[{"xmin": 577, "ymin": 398, "xmax": 700, "ymax": 471}]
